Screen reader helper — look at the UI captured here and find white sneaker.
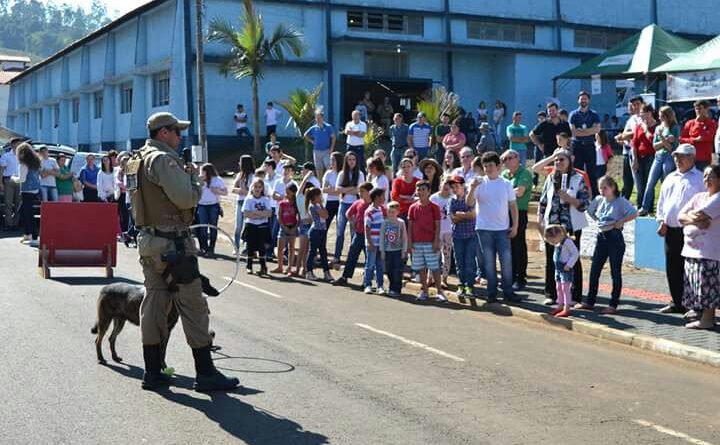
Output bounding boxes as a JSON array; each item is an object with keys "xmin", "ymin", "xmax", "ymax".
[
  {"xmin": 323, "ymin": 271, "xmax": 333, "ymax": 282},
  {"xmin": 28, "ymin": 240, "xmax": 39, "ymax": 248},
  {"xmin": 364, "ymin": 286, "xmax": 373, "ymax": 294},
  {"xmin": 306, "ymin": 271, "xmax": 318, "ymax": 281},
  {"xmin": 436, "ymin": 292, "xmax": 448, "ymax": 303},
  {"xmin": 20, "ymin": 235, "xmax": 30, "ymax": 244},
  {"xmin": 377, "ymin": 287, "xmax": 386, "ymax": 295},
  {"xmin": 417, "ymin": 291, "xmax": 429, "ymax": 301}
]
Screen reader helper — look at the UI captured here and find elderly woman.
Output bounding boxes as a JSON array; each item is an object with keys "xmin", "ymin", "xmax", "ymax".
[
  {"xmin": 537, "ymin": 148, "xmax": 590, "ymax": 305},
  {"xmin": 678, "ymin": 164, "xmax": 720, "ymax": 329}
]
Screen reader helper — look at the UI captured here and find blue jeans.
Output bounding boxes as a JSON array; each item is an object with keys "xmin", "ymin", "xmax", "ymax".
[
  {"xmin": 390, "ymin": 146, "xmax": 406, "ymax": 174},
  {"xmin": 234, "ymin": 199, "xmax": 244, "ymax": 248},
  {"xmin": 641, "ymin": 151, "xmax": 675, "ymax": 212},
  {"xmin": 586, "ymin": 229, "xmax": 626, "ymax": 308},
  {"xmin": 572, "ymin": 140, "xmax": 598, "ymax": 196},
  {"xmin": 195, "ymin": 203, "xmax": 220, "ymax": 251},
  {"xmin": 476, "ymin": 229, "xmax": 513, "ymax": 298},
  {"xmin": 40, "ymin": 186, "xmax": 58, "ymax": 202},
  {"xmin": 364, "ymin": 247, "xmax": 384, "ymax": 288},
  {"xmin": 334, "ymin": 201, "xmax": 354, "ymax": 260},
  {"xmin": 384, "ymin": 250, "xmax": 403, "ymax": 293},
  {"xmin": 342, "ymin": 232, "xmax": 366, "ymax": 279},
  {"xmin": 634, "ymin": 154, "xmax": 654, "ymax": 209},
  {"xmin": 325, "ymin": 200, "xmax": 339, "ymax": 232},
  {"xmin": 307, "ymin": 228, "xmax": 330, "ymax": 272},
  {"xmin": 267, "ymin": 211, "xmax": 279, "ymax": 257},
  {"xmin": 453, "ymin": 235, "xmax": 477, "ymax": 286},
  {"xmin": 515, "ymin": 149, "xmax": 527, "ymax": 166},
  {"xmin": 415, "ymin": 146, "xmax": 429, "ymax": 160}
]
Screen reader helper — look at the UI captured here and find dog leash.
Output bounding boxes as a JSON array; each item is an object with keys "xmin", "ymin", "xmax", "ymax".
[{"xmin": 188, "ymin": 224, "xmax": 241, "ymax": 296}]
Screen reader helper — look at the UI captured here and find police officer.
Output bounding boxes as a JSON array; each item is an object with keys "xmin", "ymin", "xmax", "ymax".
[{"xmin": 127, "ymin": 112, "xmax": 238, "ymax": 391}]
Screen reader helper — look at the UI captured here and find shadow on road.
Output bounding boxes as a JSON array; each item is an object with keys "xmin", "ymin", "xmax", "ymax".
[{"xmin": 51, "ymin": 276, "xmax": 143, "ymax": 286}]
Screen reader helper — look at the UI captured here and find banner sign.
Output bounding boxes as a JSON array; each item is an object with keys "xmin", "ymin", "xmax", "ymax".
[
  {"xmin": 591, "ymin": 74, "xmax": 602, "ymax": 94},
  {"xmin": 667, "ymin": 69, "xmax": 720, "ymax": 102}
]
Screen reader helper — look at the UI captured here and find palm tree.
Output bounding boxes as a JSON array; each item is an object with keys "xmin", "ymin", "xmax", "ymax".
[
  {"xmin": 277, "ymin": 83, "xmax": 323, "ymax": 161},
  {"xmin": 416, "ymin": 86, "xmax": 460, "ymax": 127},
  {"xmin": 207, "ymin": 0, "xmax": 304, "ymax": 159}
]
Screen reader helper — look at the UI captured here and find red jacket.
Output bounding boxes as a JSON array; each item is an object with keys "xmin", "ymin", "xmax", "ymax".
[
  {"xmin": 391, "ymin": 177, "xmax": 419, "ymax": 216},
  {"xmin": 680, "ymin": 118, "xmax": 717, "ymax": 162},
  {"xmin": 632, "ymin": 123, "xmax": 657, "ymax": 159}
]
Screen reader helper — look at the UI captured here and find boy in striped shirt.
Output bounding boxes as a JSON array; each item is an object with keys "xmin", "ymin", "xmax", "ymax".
[{"xmin": 364, "ymin": 188, "xmax": 387, "ymax": 294}]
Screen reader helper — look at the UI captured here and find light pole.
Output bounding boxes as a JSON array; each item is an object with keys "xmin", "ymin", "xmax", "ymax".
[{"xmin": 194, "ymin": 0, "xmax": 208, "ymax": 162}]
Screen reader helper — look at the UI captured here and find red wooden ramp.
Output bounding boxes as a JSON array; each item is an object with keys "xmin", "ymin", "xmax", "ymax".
[{"xmin": 37, "ymin": 202, "xmax": 118, "ymax": 279}]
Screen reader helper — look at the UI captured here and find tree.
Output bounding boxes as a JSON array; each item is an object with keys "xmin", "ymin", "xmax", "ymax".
[
  {"xmin": 207, "ymin": 0, "xmax": 304, "ymax": 159},
  {"xmin": 416, "ymin": 87, "xmax": 460, "ymax": 127},
  {"xmin": 277, "ymin": 83, "xmax": 323, "ymax": 161}
]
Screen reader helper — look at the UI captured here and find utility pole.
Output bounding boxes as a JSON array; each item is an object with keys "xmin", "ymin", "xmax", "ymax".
[{"xmin": 194, "ymin": 0, "xmax": 208, "ymax": 161}]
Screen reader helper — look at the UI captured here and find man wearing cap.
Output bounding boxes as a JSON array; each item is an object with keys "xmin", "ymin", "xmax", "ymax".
[
  {"xmin": 0, "ymin": 137, "xmax": 23, "ymax": 229},
  {"xmin": 127, "ymin": 111, "xmax": 238, "ymax": 392},
  {"xmin": 680, "ymin": 99, "xmax": 717, "ymax": 170},
  {"xmin": 304, "ymin": 110, "xmax": 336, "ymax": 179},
  {"xmin": 501, "ymin": 149, "xmax": 534, "ymax": 291},
  {"xmin": 408, "ymin": 112, "xmax": 432, "ymax": 160},
  {"xmin": 656, "ymin": 143, "xmax": 704, "ymax": 315},
  {"xmin": 344, "ymin": 110, "xmax": 368, "ymax": 173},
  {"xmin": 569, "ymin": 91, "xmax": 601, "ymax": 196},
  {"xmin": 476, "ymin": 122, "xmax": 498, "ymax": 154}
]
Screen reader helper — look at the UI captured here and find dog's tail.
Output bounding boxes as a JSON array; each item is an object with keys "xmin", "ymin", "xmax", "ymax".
[{"xmin": 91, "ymin": 323, "xmax": 98, "ymax": 334}]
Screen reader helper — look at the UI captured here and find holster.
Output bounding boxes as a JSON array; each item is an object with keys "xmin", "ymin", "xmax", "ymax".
[{"xmin": 161, "ymin": 252, "xmax": 200, "ymax": 285}]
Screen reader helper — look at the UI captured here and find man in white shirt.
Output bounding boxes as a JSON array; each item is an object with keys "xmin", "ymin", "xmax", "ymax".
[
  {"xmin": 265, "ymin": 101, "xmax": 282, "ymax": 145},
  {"xmin": 234, "ymin": 104, "xmax": 251, "ymax": 147},
  {"xmin": 344, "ymin": 110, "xmax": 368, "ymax": 173},
  {"xmin": 451, "ymin": 146, "xmax": 477, "ymax": 184},
  {"xmin": 38, "ymin": 145, "xmax": 59, "ymax": 202},
  {"xmin": 615, "ymin": 96, "xmax": 644, "ymax": 200},
  {"xmin": 466, "ymin": 151, "xmax": 519, "ymax": 303},
  {"xmin": 656, "ymin": 143, "xmax": 705, "ymax": 314},
  {"xmin": 0, "ymin": 137, "xmax": 23, "ymax": 229}
]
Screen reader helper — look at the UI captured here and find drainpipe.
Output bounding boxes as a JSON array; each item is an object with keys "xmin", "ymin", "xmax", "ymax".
[{"xmin": 444, "ymin": 0, "xmax": 453, "ymax": 90}]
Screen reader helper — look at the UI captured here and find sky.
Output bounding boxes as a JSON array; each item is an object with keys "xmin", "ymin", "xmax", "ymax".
[{"xmin": 54, "ymin": 0, "xmax": 153, "ymax": 18}]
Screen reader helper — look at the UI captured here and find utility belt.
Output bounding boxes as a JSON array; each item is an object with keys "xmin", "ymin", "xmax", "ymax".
[
  {"xmin": 141, "ymin": 226, "xmax": 191, "ymax": 254},
  {"xmin": 141, "ymin": 226, "xmax": 199, "ymax": 285}
]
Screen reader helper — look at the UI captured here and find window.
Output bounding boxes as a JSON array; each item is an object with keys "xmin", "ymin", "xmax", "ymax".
[
  {"xmin": 346, "ymin": 11, "xmax": 423, "ymax": 36},
  {"xmin": 93, "ymin": 91, "xmax": 103, "ymax": 119},
  {"xmin": 364, "ymin": 51, "xmax": 409, "ymax": 78},
  {"xmin": 574, "ymin": 29, "xmax": 631, "ymax": 49},
  {"xmin": 152, "ymin": 70, "xmax": 170, "ymax": 107},
  {"xmin": 466, "ymin": 21, "xmax": 534, "ymax": 44},
  {"xmin": 120, "ymin": 82, "xmax": 133, "ymax": 114},
  {"xmin": 53, "ymin": 104, "xmax": 59, "ymax": 128},
  {"xmin": 72, "ymin": 98, "xmax": 79, "ymax": 123}
]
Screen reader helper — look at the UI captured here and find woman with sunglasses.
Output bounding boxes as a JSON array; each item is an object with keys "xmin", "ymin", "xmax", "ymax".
[{"xmin": 536, "ymin": 146, "xmax": 590, "ymax": 306}]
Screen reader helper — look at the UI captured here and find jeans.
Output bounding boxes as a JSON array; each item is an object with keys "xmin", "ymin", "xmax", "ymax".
[
  {"xmin": 234, "ymin": 199, "xmax": 244, "ymax": 248},
  {"xmin": 633, "ymin": 154, "xmax": 654, "ymax": 209},
  {"xmin": 476, "ymin": 229, "xmax": 513, "ymax": 298},
  {"xmin": 586, "ymin": 229, "xmax": 625, "ymax": 308},
  {"xmin": 384, "ymin": 250, "xmax": 403, "ymax": 293},
  {"xmin": 342, "ymin": 232, "xmax": 366, "ymax": 279},
  {"xmin": 334, "ymin": 201, "xmax": 353, "ymax": 260},
  {"xmin": 118, "ymin": 197, "xmax": 130, "ymax": 233},
  {"xmin": 195, "ymin": 203, "xmax": 220, "ymax": 251},
  {"xmin": 307, "ymin": 228, "xmax": 330, "ymax": 272},
  {"xmin": 641, "ymin": 151, "xmax": 675, "ymax": 212},
  {"xmin": 267, "ymin": 211, "xmax": 279, "ymax": 257},
  {"xmin": 510, "ymin": 210, "xmax": 528, "ymax": 285},
  {"xmin": 453, "ymin": 235, "xmax": 477, "ymax": 286},
  {"xmin": 572, "ymin": 140, "xmax": 598, "ymax": 196},
  {"xmin": 363, "ymin": 247, "xmax": 384, "ymax": 288},
  {"xmin": 434, "ymin": 145, "xmax": 445, "ymax": 164},
  {"xmin": 544, "ymin": 230, "xmax": 583, "ymax": 302},
  {"xmin": 390, "ymin": 147, "xmax": 406, "ymax": 174},
  {"xmin": 347, "ymin": 145, "xmax": 366, "ymax": 173},
  {"xmin": 621, "ymin": 151, "xmax": 634, "ymax": 200},
  {"xmin": 20, "ymin": 192, "xmax": 39, "ymax": 239},
  {"xmin": 516, "ymin": 149, "xmax": 527, "ymax": 166},
  {"xmin": 40, "ymin": 186, "xmax": 58, "ymax": 202},
  {"xmin": 665, "ymin": 227, "xmax": 686, "ymax": 310},
  {"xmin": 325, "ymin": 200, "xmax": 339, "ymax": 233},
  {"xmin": 415, "ymin": 146, "xmax": 429, "ymax": 160}
]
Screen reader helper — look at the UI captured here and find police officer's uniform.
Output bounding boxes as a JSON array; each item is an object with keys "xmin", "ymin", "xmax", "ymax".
[{"xmin": 127, "ymin": 112, "xmax": 238, "ymax": 391}]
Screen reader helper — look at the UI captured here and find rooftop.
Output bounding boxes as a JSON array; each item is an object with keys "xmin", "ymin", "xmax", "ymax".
[{"xmin": 0, "ymin": 71, "xmax": 23, "ymax": 85}]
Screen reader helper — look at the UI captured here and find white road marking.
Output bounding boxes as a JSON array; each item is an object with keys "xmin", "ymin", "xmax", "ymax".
[
  {"xmin": 354, "ymin": 323, "xmax": 466, "ymax": 362},
  {"xmin": 224, "ymin": 277, "xmax": 284, "ymax": 299},
  {"xmin": 632, "ymin": 419, "xmax": 716, "ymax": 445}
]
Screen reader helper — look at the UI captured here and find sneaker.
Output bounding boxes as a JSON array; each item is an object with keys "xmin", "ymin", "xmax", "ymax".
[
  {"xmin": 512, "ymin": 281, "xmax": 526, "ymax": 292},
  {"xmin": 486, "ymin": 296, "xmax": 499, "ymax": 304},
  {"xmin": 332, "ymin": 276, "xmax": 348, "ymax": 286},
  {"xmin": 465, "ymin": 286, "xmax": 475, "ymax": 297},
  {"xmin": 364, "ymin": 286, "xmax": 373, "ymax": 294},
  {"xmin": 387, "ymin": 290, "xmax": 400, "ymax": 298},
  {"xmin": 417, "ymin": 291, "xmax": 429, "ymax": 301},
  {"xmin": 20, "ymin": 235, "xmax": 30, "ymax": 244},
  {"xmin": 436, "ymin": 292, "xmax": 448, "ymax": 303},
  {"xmin": 456, "ymin": 287, "xmax": 466, "ymax": 298},
  {"xmin": 323, "ymin": 271, "xmax": 333, "ymax": 282},
  {"xmin": 638, "ymin": 209, "xmax": 649, "ymax": 217},
  {"xmin": 377, "ymin": 287, "xmax": 386, "ymax": 295},
  {"xmin": 306, "ymin": 271, "xmax": 319, "ymax": 281},
  {"xmin": 412, "ymin": 274, "xmax": 421, "ymax": 283},
  {"xmin": 28, "ymin": 240, "xmax": 38, "ymax": 248}
]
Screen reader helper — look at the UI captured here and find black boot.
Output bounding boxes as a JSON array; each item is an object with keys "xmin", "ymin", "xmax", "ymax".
[
  {"xmin": 259, "ymin": 258, "xmax": 267, "ymax": 276},
  {"xmin": 192, "ymin": 346, "xmax": 239, "ymax": 392},
  {"xmin": 142, "ymin": 344, "xmax": 171, "ymax": 390}
]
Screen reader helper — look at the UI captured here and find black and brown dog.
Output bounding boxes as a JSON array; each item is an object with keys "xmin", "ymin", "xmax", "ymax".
[{"xmin": 92, "ymin": 275, "xmax": 219, "ymax": 366}]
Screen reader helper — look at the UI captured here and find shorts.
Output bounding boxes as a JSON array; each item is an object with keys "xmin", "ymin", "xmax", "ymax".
[
  {"xmin": 411, "ymin": 242, "xmax": 440, "ymax": 272},
  {"xmin": 280, "ymin": 224, "xmax": 298, "ymax": 239},
  {"xmin": 266, "ymin": 125, "xmax": 277, "ymax": 136},
  {"xmin": 313, "ymin": 149, "xmax": 331, "ymax": 172},
  {"xmin": 298, "ymin": 221, "xmax": 311, "ymax": 238}
]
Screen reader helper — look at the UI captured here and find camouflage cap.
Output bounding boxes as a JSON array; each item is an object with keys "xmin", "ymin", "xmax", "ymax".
[{"xmin": 146, "ymin": 112, "xmax": 191, "ymax": 132}]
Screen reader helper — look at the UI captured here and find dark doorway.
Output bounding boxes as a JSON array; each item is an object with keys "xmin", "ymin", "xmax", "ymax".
[{"xmin": 340, "ymin": 75, "xmax": 433, "ymax": 129}]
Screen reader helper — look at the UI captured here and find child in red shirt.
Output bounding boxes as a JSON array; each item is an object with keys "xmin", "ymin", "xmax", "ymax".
[
  {"xmin": 391, "ymin": 158, "xmax": 419, "ymax": 218},
  {"xmin": 408, "ymin": 180, "xmax": 446, "ymax": 302},
  {"xmin": 271, "ymin": 183, "xmax": 299, "ymax": 275},
  {"xmin": 333, "ymin": 182, "xmax": 374, "ymax": 286}
]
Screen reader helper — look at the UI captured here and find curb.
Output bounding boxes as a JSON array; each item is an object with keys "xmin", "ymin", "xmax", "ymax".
[{"xmin": 402, "ymin": 282, "xmax": 720, "ymax": 369}]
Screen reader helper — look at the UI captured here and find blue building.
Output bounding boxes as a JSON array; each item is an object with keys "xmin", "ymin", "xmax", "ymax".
[{"xmin": 6, "ymin": 0, "xmax": 719, "ymax": 156}]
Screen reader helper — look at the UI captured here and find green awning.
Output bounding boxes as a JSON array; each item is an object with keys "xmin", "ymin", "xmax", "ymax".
[
  {"xmin": 556, "ymin": 24, "xmax": 697, "ymax": 79},
  {"xmin": 653, "ymin": 34, "xmax": 720, "ymax": 73}
]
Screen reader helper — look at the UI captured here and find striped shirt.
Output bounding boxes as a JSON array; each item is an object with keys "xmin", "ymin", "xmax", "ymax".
[{"xmin": 364, "ymin": 204, "xmax": 386, "ymax": 247}]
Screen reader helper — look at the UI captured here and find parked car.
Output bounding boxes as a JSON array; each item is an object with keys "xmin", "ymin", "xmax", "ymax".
[{"xmin": 69, "ymin": 151, "xmax": 107, "ymax": 176}]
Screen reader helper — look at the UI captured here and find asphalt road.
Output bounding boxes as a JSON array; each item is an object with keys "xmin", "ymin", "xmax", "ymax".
[{"xmin": 2, "ymin": 235, "xmax": 719, "ymax": 445}]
